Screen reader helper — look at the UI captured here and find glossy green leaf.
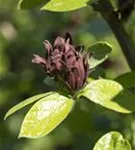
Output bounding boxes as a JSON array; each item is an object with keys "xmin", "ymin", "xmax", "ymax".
[
  {"xmin": 93, "ymin": 131, "xmax": 132, "ymax": 150},
  {"xmin": 4, "ymin": 92, "xmax": 53, "ymax": 120},
  {"xmin": 18, "ymin": 0, "xmax": 48, "ymax": 9},
  {"xmin": 19, "ymin": 93, "xmax": 74, "ymax": 138},
  {"xmin": 115, "ymin": 71, "xmax": 135, "ymax": 90},
  {"xmin": 41, "ymin": 0, "xmax": 89, "ymax": 12},
  {"xmin": 80, "ymin": 79, "xmax": 135, "ymax": 113},
  {"xmin": 87, "ymin": 42, "xmax": 112, "ymax": 69}
]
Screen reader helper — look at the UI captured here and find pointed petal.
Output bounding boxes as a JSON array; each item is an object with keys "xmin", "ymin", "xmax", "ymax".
[
  {"xmin": 73, "ymin": 57, "xmax": 86, "ymax": 88},
  {"xmin": 43, "ymin": 40, "xmax": 52, "ymax": 55},
  {"xmin": 67, "ymin": 71, "xmax": 76, "ymax": 90},
  {"xmin": 32, "ymin": 54, "xmax": 46, "ymax": 65},
  {"xmin": 65, "ymin": 48, "xmax": 76, "ymax": 66},
  {"xmin": 54, "ymin": 37, "xmax": 65, "ymax": 46},
  {"xmin": 65, "ymin": 41, "xmax": 71, "ymax": 53}
]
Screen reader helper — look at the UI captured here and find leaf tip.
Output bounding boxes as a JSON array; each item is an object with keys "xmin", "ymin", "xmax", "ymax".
[
  {"xmin": 4, "ymin": 109, "xmax": 12, "ymax": 120},
  {"xmin": 40, "ymin": 5, "xmax": 49, "ymax": 11},
  {"xmin": 4, "ymin": 115, "xmax": 7, "ymax": 120},
  {"xmin": 18, "ymin": 132, "xmax": 42, "ymax": 139},
  {"xmin": 18, "ymin": 134, "xmax": 28, "ymax": 139},
  {"xmin": 18, "ymin": 132, "xmax": 28, "ymax": 139},
  {"xmin": 17, "ymin": 134, "xmax": 22, "ymax": 139},
  {"xmin": 40, "ymin": 6, "xmax": 44, "ymax": 11},
  {"xmin": 40, "ymin": 6, "xmax": 52, "ymax": 12},
  {"xmin": 4, "ymin": 112, "xmax": 9, "ymax": 120}
]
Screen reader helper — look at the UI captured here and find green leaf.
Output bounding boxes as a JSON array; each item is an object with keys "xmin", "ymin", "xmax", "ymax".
[
  {"xmin": 93, "ymin": 131, "xmax": 132, "ymax": 150},
  {"xmin": 18, "ymin": 0, "xmax": 48, "ymax": 9},
  {"xmin": 90, "ymin": 67, "xmax": 106, "ymax": 79},
  {"xmin": 87, "ymin": 42, "xmax": 112, "ymax": 69},
  {"xmin": 80, "ymin": 79, "xmax": 135, "ymax": 113},
  {"xmin": 41, "ymin": 0, "xmax": 89, "ymax": 12},
  {"xmin": 115, "ymin": 71, "xmax": 135, "ymax": 90},
  {"xmin": 4, "ymin": 92, "xmax": 53, "ymax": 120},
  {"xmin": 19, "ymin": 93, "xmax": 74, "ymax": 138}
]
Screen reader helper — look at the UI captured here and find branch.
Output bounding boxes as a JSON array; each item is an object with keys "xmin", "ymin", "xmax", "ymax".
[{"xmin": 89, "ymin": 0, "xmax": 135, "ymax": 70}]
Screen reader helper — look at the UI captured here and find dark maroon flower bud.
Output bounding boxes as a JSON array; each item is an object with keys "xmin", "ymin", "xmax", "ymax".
[{"xmin": 32, "ymin": 33, "xmax": 89, "ymax": 92}]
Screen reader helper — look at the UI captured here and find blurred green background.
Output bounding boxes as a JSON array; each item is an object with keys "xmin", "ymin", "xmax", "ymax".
[{"xmin": 1, "ymin": 0, "xmax": 135, "ymax": 150}]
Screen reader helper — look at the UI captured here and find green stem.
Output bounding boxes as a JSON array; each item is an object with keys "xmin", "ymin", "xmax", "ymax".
[{"xmin": 89, "ymin": 0, "xmax": 135, "ymax": 70}]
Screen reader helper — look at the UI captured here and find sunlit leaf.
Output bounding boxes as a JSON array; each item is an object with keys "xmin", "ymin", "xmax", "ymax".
[
  {"xmin": 80, "ymin": 79, "xmax": 135, "ymax": 113},
  {"xmin": 4, "ymin": 92, "xmax": 53, "ymax": 120},
  {"xmin": 41, "ymin": 0, "xmax": 89, "ymax": 12},
  {"xmin": 87, "ymin": 42, "xmax": 112, "ymax": 69},
  {"xmin": 93, "ymin": 131, "xmax": 132, "ymax": 150},
  {"xmin": 19, "ymin": 93, "xmax": 74, "ymax": 138}
]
